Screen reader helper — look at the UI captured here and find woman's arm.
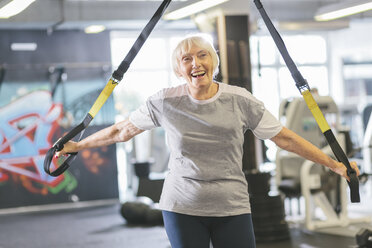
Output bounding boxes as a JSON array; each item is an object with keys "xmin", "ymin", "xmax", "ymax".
[
  {"xmin": 270, "ymin": 127, "xmax": 359, "ymax": 181},
  {"xmin": 56, "ymin": 119, "xmax": 144, "ymax": 157}
]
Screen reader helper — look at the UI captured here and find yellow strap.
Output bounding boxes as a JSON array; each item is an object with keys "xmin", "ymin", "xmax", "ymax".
[
  {"xmin": 88, "ymin": 79, "xmax": 118, "ymax": 118},
  {"xmin": 301, "ymin": 90, "xmax": 331, "ymax": 133}
]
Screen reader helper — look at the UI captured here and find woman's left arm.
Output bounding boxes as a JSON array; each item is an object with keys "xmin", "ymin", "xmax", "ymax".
[{"xmin": 270, "ymin": 127, "xmax": 360, "ymax": 181}]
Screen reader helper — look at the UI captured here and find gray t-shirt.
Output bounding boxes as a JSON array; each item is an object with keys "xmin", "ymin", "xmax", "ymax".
[{"xmin": 129, "ymin": 82, "xmax": 282, "ymax": 216}]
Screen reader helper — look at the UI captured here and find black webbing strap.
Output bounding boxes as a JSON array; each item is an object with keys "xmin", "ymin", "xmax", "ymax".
[
  {"xmin": 0, "ymin": 67, "xmax": 5, "ymax": 93},
  {"xmin": 44, "ymin": 0, "xmax": 172, "ymax": 177},
  {"xmin": 44, "ymin": 113, "xmax": 92, "ymax": 176},
  {"xmin": 253, "ymin": 0, "xmax": 360, "ymax": 202},
  {"xmin": 253, "ymin": 0, "xmax": 309, "ymax": 92},
  {"xmin": 49, "ymin": 67, "xmax": 65, "ymax": 98},
  {"xmin": 324, "ymin": 130, "xmax": 360, "ymax": 202},
  {"xmin": 112, "ymin": 0, "xmax": 171, "ymax": 81}
]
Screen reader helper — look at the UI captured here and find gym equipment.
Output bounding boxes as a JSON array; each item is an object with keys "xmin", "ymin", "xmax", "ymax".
[
  {"xmin": 246, "ymin": 170, "xmax": 271, "ymax": 195},
  {"xmin": 0, "ymin": 66, "xmax": 5, "ymax": 93},
  {"xmin": 276, "ymin": 95, "xmax": 340, "ymax": 215},
  {"xmin": 130, "ymin": 158, "xmax": 165, "ymax": 203},
  {"xmin": 133, "ymin": 161, "xmax": 152, "ymax": 178},
  {"xmin": 362, "ymin": 105, "xmax": 372, "ymax": 179},
  {"xmin": 277, "ymin": 96, "xmax": 371, "ymax": 236},
  {"xmin": 245, "ymin": 171, "xmax": 290, "ymax": 242},
  {"xmin": 356, "ymin": 228, "xmax": 372, "ymax": 248},
  {"xmin": 44, "ymin": 0, "xmax": 172, "ymax": 177},
  {"xmin": 120, "ymin": 197, "xmax": 163, "ymax": 226},
  {"xmin": 253, "ymin": 0, "xmax": 360, "ymax": 203},
  {"xmin": 136, "ymin": 177, "xmax": 164, "ymax": 203},
  {"xmin": 301, "ymin": 144, "xmax": 371, "ymax": 236},
  {"xmin": 48, "ymin": 66, "xmax": 66, "ymax": 98}
]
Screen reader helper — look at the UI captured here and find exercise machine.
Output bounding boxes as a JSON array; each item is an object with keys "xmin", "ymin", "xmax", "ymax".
[
  {"xmin": 275, "ymin": 95, "xmax": 339, "ymax": 215},
  {"xmin": 277, "ymin": 96, "xmax": 371, "ymax": 236}
]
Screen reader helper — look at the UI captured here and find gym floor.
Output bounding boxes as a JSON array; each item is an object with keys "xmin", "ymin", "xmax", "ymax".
[{"xmin": 0, "ymin": 202, "xmax": 369, "ymax": 248}]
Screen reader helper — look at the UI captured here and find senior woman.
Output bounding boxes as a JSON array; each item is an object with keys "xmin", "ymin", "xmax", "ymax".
[{"xmin": 56, "ymin": 34, "xmax": 359, "ymax": 248}]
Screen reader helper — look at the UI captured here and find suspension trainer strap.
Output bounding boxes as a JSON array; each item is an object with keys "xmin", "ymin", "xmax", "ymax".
[
  {"xmin": 44, "ymin": 0, "xmax": 172, "ymax": 177},
  {"xmin": 253, "ymin": 0, "xmax": 360, "ymax": 202}
]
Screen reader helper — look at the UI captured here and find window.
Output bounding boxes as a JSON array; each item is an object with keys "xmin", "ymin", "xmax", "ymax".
[
  {"xmin": 250, "ymin": 34, "xmax": 329, "ymax": 112},
  {"xmin": 111, "ymin": 33, "xmax": 191, "ymax": 116},
  {"xmin": 250, "ymin": 34, "xmax": 329, "ymax": 163}
]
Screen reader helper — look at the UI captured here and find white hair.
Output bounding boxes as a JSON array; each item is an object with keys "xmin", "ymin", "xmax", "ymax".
[{"xmin": 172, "ymin": 34, "xmax": 220, "ymax": 78}]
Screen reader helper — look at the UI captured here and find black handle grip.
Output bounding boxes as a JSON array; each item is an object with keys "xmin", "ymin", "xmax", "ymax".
[
  {"xmin": 43, "ymin": 0, "xmax": 172, "ymax": 177},
  {"xmin": 44, "ymin": 139, "xmax": 78, "ymax": 177},
  {"xmin": 253, "ymin": 0, "xmax": 360, "ymax": 203},
  {"xmin": 44, "ymin": 118, "xmax": 88, "ymax": 177},
  {"xmin": 323, "ymin": 130, "xmax": 360, "ymax": 202},
  {"xmin": 347, "ymin": 170, "xmax": 361, "ymax": 203}
]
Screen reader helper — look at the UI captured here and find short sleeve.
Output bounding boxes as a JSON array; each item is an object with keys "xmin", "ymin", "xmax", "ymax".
[
  {"xmin": 129, "ymin": 104, "xmax": 157, "ymax": 130},
  {"xmin": 129, "ymin": 89, "xmax": 165, "ymax": 130},
  {"xmin": 232, "ymin": 86, "xmax": 265, "ymax": 131},
  {"xmin": 252, "ymin": 109, "xmax": 283, "ymax": 140}
]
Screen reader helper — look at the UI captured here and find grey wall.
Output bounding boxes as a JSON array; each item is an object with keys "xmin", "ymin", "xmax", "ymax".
[{"xmin": 0, "ymin": 29, "xmax": 111, "ymax": 82}]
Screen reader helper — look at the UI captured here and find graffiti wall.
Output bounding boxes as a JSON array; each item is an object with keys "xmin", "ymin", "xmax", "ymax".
[{"xmin": 0, "ymin": 90, "xmax": 118, "ymax": 209}]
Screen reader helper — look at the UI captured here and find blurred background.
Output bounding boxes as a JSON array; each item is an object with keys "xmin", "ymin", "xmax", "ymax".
[{"xmin": 1, "ymin": 0, "xmax": 372, "ymax": 247}]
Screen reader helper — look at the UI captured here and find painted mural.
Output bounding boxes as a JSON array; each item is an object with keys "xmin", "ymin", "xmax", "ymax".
[{"xmin": 0, "ymin": 90, "xmax": 118, "ymax": 209}]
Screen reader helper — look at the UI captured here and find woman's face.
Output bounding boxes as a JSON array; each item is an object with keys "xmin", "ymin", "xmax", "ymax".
[{"xmin": 178, "ymin": 44, "xmax": 214, "ymax": 90}]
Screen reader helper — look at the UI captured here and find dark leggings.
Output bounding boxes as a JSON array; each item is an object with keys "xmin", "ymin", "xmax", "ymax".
[{"xmin": 162, "ymin": 211, "xmax": 256, "ymax": 248}]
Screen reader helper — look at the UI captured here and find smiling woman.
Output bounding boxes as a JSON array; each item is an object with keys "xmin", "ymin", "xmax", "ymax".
[
  {"xmin": 172, "ymin": 35, "xmax": 219, "ymax": 79},
  {"xmin": 172, "ymin": 35, "xmax": 220, "ymax": 100},
  {"xmin": 54, "ymin": 34, "xmax": 358, "ymax": 248}
]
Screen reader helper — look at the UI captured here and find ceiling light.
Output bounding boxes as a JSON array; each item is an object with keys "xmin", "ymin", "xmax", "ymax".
[
  {"xmin": 11, "ymin": 43, "xmax": 37, "ymax": 51},
  {"xmin": 84, "ymin": 25, "xmax": 106, "ymax": 34},
  {"xmin": 0, "ymin": 0, "xmax": 35, "ymax": 19},
  {"xmin": 163, "ymin": 0, "xmax": 229, "ymax": 21},
  {"xmin": 315, "ymin": 0, "xmax": 372, "ymax": 21},
  {"xmin": 278, "ymin": 20, "xmax": 350, "ymax": 31}
]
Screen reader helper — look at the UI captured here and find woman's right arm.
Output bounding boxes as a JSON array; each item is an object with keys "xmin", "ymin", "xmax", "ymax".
[{"xmin": 55, "ymin": 119, "xmax": 144, "ymax": 157}]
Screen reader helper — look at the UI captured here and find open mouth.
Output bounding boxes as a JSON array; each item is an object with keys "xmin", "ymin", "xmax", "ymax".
[{"xmin": 191, "ymin": 71, "xmax": 206, "ymax": 78}]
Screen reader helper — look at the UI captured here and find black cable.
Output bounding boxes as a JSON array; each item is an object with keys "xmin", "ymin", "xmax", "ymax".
[
  {"xmin": 253, "ymin": 0, "xmax": 360, "ymax": 203},
  {"xmin": 44, "ymin": 0, "xmax": 172, "ymax": 177}
]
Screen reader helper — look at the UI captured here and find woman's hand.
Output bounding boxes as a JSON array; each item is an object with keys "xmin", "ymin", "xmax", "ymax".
[
  {"xmin": 55, "ymin": 141, "xmax": 78, "ymax": 158},
  {"xmin": 330, "ymin": 161, "xmax": 360, "ymax": 181},
  {"xmin": 53, "ymin": 119, "xmax": 144, "ymax": 159},
  {"xmin": 271, "ymin": 128, "xmax": 361, "ymax": 182}
]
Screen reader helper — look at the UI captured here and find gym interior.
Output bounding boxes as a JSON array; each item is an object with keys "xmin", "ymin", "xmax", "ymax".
[{"xmin": 1, "ymin": 0, "xmax": 372, "ymax": 247}]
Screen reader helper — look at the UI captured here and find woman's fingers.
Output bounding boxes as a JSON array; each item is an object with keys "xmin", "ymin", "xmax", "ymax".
[
  {"xmin": 351, "ymin": 161, "xmax": 360, "ymax": 176},
  {"xmin": 55, "ymin": 150, "xmax": 66, "ymax": 158},
  {"xmin": 344, "ymin": 161, "xmax": 359, "ymax": 182},
  {"xmin": 55, "ymin": 141, "xmax": 77, "ymax": 158}
]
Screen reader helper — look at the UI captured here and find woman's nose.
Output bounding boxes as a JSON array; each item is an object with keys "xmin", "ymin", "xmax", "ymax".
[{"xmin": 192, "ymin": 57, "xmax": 200, "ymax": 67}]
